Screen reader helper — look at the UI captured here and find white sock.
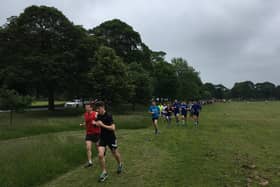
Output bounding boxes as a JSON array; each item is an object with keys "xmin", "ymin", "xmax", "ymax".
[{"xmin": 89, "ymin": 160, "xmax": 92, "ymax": 164}]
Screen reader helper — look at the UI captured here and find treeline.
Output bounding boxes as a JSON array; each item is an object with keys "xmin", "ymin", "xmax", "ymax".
[
  {"xmin": 0, "ymin": 6, "xmax": 279, "ymax": 111},
  {"xmin": 202, "ymin": 81, "xmax": 280, "ymax": 101},
  {"xmin": 0, "ymin": 5, "xmax": 205, "ymax": 110},
  {"xmin": 230, "ymin": 81, "xmax": 280, "ymax": 100}
]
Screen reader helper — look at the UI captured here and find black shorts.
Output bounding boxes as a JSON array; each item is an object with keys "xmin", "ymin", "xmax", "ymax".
[
  {"xmin": 181, "ymin": 113, "xmax": 187, "ymax": 117},
  {"xmin": 85, "ymin": 134, "xmax": 100, "ymax": 143},
  {"xmin": 174, "ymin": 111, "xmax": 180, "ymax": 116},
  {"xmin": 99, "ymin": 137, "xmax": 118, "ymax": 151},
  {"xmin": 193, "ymin": 111, "xmax": 200, "ymax": 117},
  {"xmin": 152, "ymin": 117, "xmax": 159, "ymax": 122}
]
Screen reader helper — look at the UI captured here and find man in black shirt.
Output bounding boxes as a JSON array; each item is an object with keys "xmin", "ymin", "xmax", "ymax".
[{"xmin": 95, "ymin": 101, "xmax": 123, "ymax": 182}]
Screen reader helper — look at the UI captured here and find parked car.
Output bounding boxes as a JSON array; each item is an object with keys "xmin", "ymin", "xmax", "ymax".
[{"xmin": 64, "ymin": 99, "xmax": 83, "ymax": 108}]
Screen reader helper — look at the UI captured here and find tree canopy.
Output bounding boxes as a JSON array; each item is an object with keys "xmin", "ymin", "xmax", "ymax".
[{"xmin": 1, "ymin": 5, "xmax": 279, "ymax": 110}]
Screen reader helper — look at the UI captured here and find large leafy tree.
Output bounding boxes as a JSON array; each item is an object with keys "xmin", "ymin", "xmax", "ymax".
[
  {"xmin": 0, "ymin": 6, "xmax": 87, "ymax": 110},
  {"xmin": 202, "ymin": 83, "xmax": 215, "ymax": 98},
  {"xmin": 231, "ymin": 81, "xmax": 255, "ymax": 99},
  {"xmin": 90, "ymin": 19, "xmax": 153, "ymax": 71},
  {"xmin": 171, "ymin": 58, "xmax": 202, "ymax": 100},
  {"xmin": 87, "ymin": 46, "xmax": 133, "ymax": 104},
  {"xmin": 255, "ymin": 82, "xmax": 275, "ymax": 99},
  {"xmin": 128, "ymin": 62, "xmax": 152, "ymax": 109},
  {"xmin": 151, "ymin": 51, "xmax": 167, "ymax": 63},
  {"xmin": 274, "ymin": 85, "xmax": 280, "ymax": 99},
  {"xmin": 153, "ymin": 61, "xmax": 178, "ymax": 99},
  {"xmin": 213, "ymin": 84, "xmax": 229, "ymax": 99},
  {"xmin": 202, "ymin": 83, "xmax": 229, "ymax": 99}
]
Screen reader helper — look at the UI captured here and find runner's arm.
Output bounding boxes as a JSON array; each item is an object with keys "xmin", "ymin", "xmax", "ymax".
[
  {"xmin": 96, "ymin": 121, "xmax": 115, "ymax": 131},
  {"xmin": 91, "ymin": 112, "xmax": 98, "ymax": 125}
]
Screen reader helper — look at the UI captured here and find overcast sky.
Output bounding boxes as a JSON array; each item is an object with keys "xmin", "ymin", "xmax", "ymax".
[{"xmin": 1, "ymin": 0, "xmax": 279, "ymax": 88}]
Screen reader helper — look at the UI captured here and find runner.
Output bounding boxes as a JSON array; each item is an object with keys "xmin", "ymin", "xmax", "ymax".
[
  {"xmin": 189, "ymin": 101, "xmax": 194, "ymax": 119},
  {"xmin": 80, "ymin": 103, "xmax": 100, "ymax": 168},
  {"xmin": 173, "ymin": 99, "xmax": 181, "ymax": 125},
  {"xmin": 165, "ymin": 103, "xmax": 173, "ymax": 127},
  {"xmin": 149, "ymin": 101, "xmax": 160, "ymax": 134},
  {"xmin": 181, "ymin": 101, "xmax": 188, "ymax": 126},
  {"xmin": 191, "ymin": 101, "xmax": 202, "ymax": 127},
  {"xmin": 158, "ymin": 103, "xmax": 164, "ymax": 117},
  {"xmin": 162, "ymin": 103, "xmax": 168, "ymax": 121},
  {"xmin": 95, "ymin": 101, "xmax": 123, "ymax": 182}
]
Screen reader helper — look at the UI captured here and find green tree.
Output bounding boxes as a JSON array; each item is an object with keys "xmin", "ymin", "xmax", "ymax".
[
  {"xmin": 214, "ymin": 84, "xmax": 229, "ymax": 99},
  {"xmin": 0, "ymin": 89, "xmax": 32, "ymax": 126},
  {"xmin": 202, "ymin": 83, "xmax": 215, "ymax": 98},
  {"xmin": 274, "ymin": 85, "xmax": 280, "ymax": 99},
  {"xmin": 151, "ymin": 51, "xmax": 167, "ymax": 63},
  {"xmin": 153, "ymin": 61, "xmax": 178, "ymax": 99},
  {"xmin": 90, "ymin": 19, "xmax": 141, "ymax": 61},
  {"xmin": 87, "ymin": 46, "xmax": 133, "ymax": 104},
  {"xmin": 202, "ymin": 83, "xmax": 229, "ymax": 99},
  {"xmin": 128, "ymin": 62, "xmax": 152, "ymax": 109},
  {"xmin": 171, "ymin": 58, "xmax": 202, "ymax": 100},
  {"xmin": 231, "ymin": 81, "xmax": 255, "ymax": 99},
  {"xmin": 0, "ymin": 5, "xmax": 87, "ymax": 110},
  {"xmin": 201, "ymin": 90, "xmax": 212, "ymax": 100},
  {"xmin": 90, "ymin": 19, "xmax": 153, "ymax": 71},
  {"xmin": 255, "ymin": 82, "xmax": 275, "ymax": 99}
]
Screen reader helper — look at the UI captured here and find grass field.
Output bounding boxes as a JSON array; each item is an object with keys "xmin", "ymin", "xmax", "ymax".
[
  {"xmin": 31, "ymin": 101, "xmax": 66, "ymax": 107},
  {"xmin": 0, "ymin": 102, "xmax": 280, "ymax": 187}
]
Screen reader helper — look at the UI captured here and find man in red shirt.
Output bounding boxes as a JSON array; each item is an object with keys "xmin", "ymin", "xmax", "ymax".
[{"xmin": 80, "ymin": 103, "xmax": 100, "ymax": 168}]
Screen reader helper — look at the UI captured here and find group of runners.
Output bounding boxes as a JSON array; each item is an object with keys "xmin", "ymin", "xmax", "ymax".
[
  {"xmin": 79, "ymin": 99, "xmax": 202, "ymax": 182},
  {"xmin": 149, "ymin": 99, "xmax": 202, "ymax": 134},
  {"xmin": 80, "ymin": 101, "xmax": 122, "ymax": 182}
]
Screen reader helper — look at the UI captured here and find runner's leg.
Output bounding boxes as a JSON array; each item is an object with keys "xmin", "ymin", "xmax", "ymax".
[
  {"xmin": 98, "ymin": 146, "xmax": 107, "ymax": 173},
  {"xmin": 111, "ymin": 146, "xmax": 123, "ymax": 174},
  {"xmin": 86, "ymin": 141, "xmax": 93, "ymax": 164},
  {"xmin": 181, "ymin": 115, "xmax": 185, "ymax": 125},
  {"xmin": 111, "ymin": 149, "xmax": 122, "ymax": 165},
  {"xmin": 153, "ymin": 119, "xmax": 159, "ymax": 134},
  {"xmin": 194, "ymin": 115, "xmax": 198, "ymax": 127}
]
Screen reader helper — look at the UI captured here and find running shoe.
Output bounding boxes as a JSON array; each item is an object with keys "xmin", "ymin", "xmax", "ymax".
[
  {"xmin": 117, "ymin": 164, "xmax": 123, "ymax": 174},
  {"xmin": 98, "ymin": 172, "xmax": 108, "ymax": 182},
  {"xmin": 84, "ymin": 162, "xmax": 93, "ymax": 168}
]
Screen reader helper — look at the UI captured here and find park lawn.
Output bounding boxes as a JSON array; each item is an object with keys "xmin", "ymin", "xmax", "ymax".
[
  {"xmin": 0, "ymin": 102, "xmax": 280, "ymax": 187},
  {"xmin": 0, "ymin": 109, "xmax": 150, "ymax": 140},
  {"xmin": 0, "ymin": 109, "xmax": 85, "ymax": 140},
  {"xmin": 31, "ymin": 101, "xmax": 66, "ymax": 107}
]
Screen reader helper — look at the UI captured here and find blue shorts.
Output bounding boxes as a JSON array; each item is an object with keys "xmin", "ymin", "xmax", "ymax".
[
  {"xmin": 181, "ymin": 111, "xmax": 187, "ymax": 117},
  {"xmin": 174, "ymin": 110, "xmax": 180, "ymax": 116}
]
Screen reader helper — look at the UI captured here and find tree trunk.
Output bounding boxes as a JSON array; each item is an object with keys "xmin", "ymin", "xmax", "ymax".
[
  {"xmin": 132, "ymin": 102, "xmax": 136, "ymax": 111},
  {"xmin": 10, "ymin": 110, "xmax": 13, "ymax": 126},
  {"xmin": 35, "ymin": 87, "xmax": 40, "ymax": 99},
  {"xmin": 48, "ymin": 89, "xmax": 55, "ymax": 111}
]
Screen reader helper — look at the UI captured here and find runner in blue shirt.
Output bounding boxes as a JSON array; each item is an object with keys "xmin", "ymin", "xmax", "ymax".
[
  {"xmin": 191, "ymin": 101, "xmax": 202, "ymax": 127},
  {"xmin": 172, "ymin": 99, "xmax": 181, "ymax": 125},
  {"xmin": 149, "ymin": 101, "xmax": 160, "ymax": 135},
  {"xmin": 180, "ymin": 101, "xmax": 188, "ymax": 125}
]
